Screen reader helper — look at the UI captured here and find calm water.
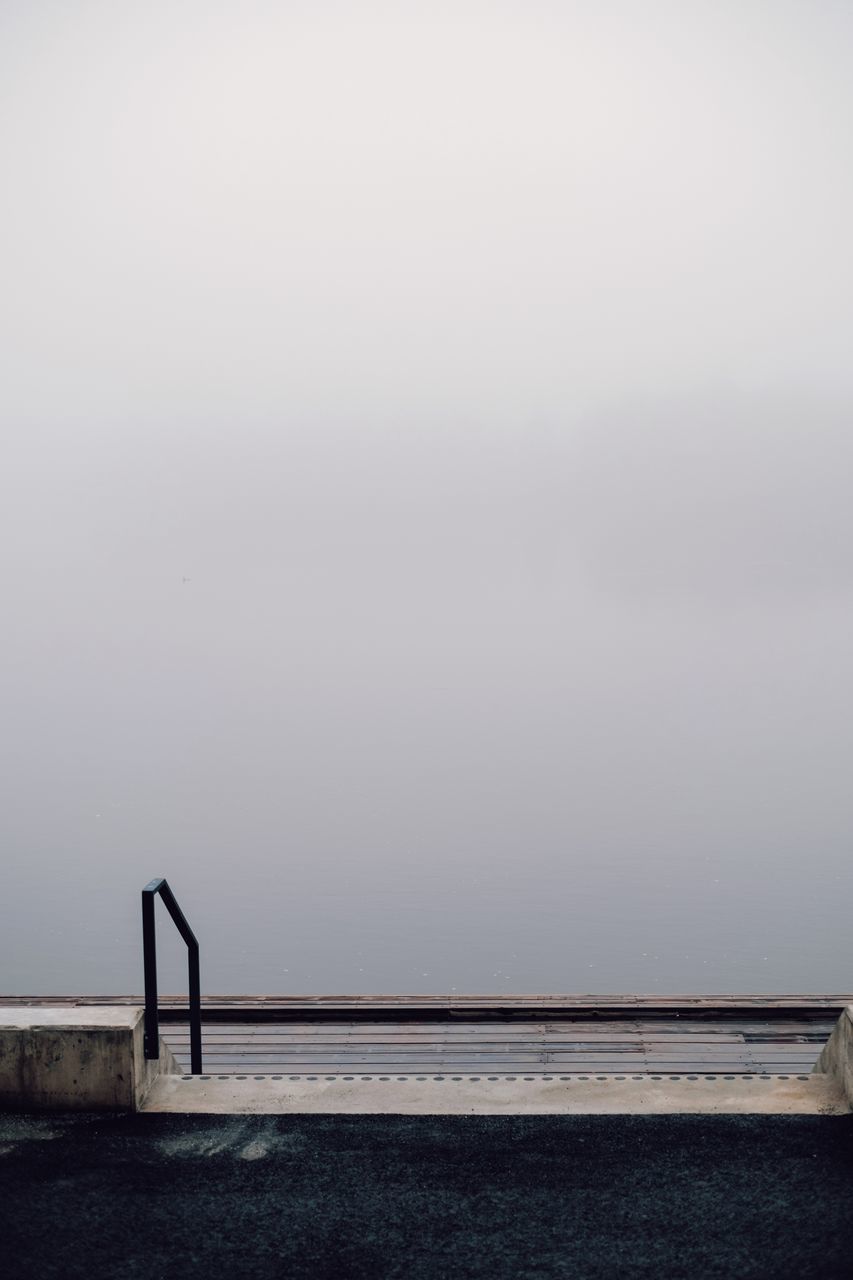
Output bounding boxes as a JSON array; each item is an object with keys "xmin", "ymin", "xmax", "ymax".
[
  {"xmin": 4, "ymin": 689, "xmax": 853, "ymax": 998},
  {"xmin": 4, "ymin": 846, "xmax": 852, "ymax": 997},
  {"xmin": 4, "ymin": 423, "xmax": 853, "ymax": 997}
]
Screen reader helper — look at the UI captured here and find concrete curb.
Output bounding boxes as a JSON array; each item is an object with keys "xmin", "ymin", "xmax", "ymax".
[
  {"xmin": 0, "ymin": 1007, "xmax": 178, "ymax": 1111},
  {"xmin": 813, "ymin": 1005, "xmax": 853, "ymax": 1107},
  {"xmin": 142, "ymin": 1072, "xmax": 847, "ymax": 1114}
]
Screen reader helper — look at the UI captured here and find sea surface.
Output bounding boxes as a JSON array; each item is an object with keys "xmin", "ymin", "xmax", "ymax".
[{"xmin": 3, "ymin": 801, "xmax": 851, "ymax": 997}]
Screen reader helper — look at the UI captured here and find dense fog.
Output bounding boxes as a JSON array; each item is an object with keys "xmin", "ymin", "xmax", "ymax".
[{"xmin": 2, "ymin": 2, "xmax": 852, "ymax": 993}]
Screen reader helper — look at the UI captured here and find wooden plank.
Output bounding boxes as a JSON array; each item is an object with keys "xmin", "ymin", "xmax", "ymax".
[
  {"xmin": 162, "ymin": 1020, "xmax": 833, "ymax": 1037},
  {"xmin": 4, "ymin": 994, "xmax": 850, "ymax": 1023},
  {"xmin": 173, "ymin": 1024, "xmax": 804, "ymax": 1040},
  {"xmin": 169, "ymin": 1063, "xmax": 811, "ymax": 1077},
  {"xmin": 162, "ymin": 1007, "xmax": 834, "ymax": 1075}
]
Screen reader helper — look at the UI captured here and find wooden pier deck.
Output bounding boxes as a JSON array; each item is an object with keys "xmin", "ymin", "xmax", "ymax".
[
  {"xmin": 4, "ymin": 995, "xmax": 847, "ymax": 1077},
  {"xmin": 162, "ymin": 1016, "xmax": 834, "ymax": 1075}
]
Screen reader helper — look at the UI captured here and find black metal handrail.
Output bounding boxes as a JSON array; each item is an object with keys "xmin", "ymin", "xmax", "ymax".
[{"xmin": 142, "ymin": 878, "xmax": 202, "ymax": 1073}]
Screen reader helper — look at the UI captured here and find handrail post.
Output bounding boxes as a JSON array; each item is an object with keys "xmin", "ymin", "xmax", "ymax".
[
  {"xmin": 187, "ymin": 939, "xmax": 202, "ymax": 1075},
  {"xmin": 142, "ymin": 881, "xmax": 161, "ymax": 1062},
  {"xmin": 141, "ymin": 878, "xmax": 202, "ymax": 1074}
]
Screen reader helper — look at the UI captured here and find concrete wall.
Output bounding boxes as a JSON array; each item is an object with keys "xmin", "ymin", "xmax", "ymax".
[
  {"xmin": 0, "ymin": 1007, "xmax": 178, "ymax": 1111},
  {"xmin": 813, "ymin": 1006, "xmax": 853, "ymax": 1109}
]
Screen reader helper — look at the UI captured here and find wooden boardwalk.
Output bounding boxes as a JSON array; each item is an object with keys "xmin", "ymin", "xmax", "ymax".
[
  {"xmin": 163, "ymin": 1016, "xmax": 834, "ymax": 1075},
  {"xmin": 8, "ymin": 993, "xmax": 850, "ymax": 1018},
  {"xmin": 4, "ymin": 995, "xmax": 845, "ymax": 1076}
]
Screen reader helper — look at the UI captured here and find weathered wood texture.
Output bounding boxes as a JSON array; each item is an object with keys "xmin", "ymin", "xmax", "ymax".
[
  {"xmin": 161, "ymin": 1018, "xmax": 834, "ymax": 1076},
  {"xmin": 3, "ymin": 994, "xmax": 850, "ymax": 1021}
]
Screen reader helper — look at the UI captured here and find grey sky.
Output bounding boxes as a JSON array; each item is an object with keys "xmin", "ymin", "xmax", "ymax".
[{"xmin": 2, "ymin": 2, "xmax": 852, "ymax": 994}]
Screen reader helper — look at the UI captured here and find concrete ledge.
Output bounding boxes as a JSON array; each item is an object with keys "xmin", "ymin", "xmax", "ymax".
[
  {"xmin": 0, "ymin": 1007, "xmax": 179, "ymax": 1111},
  {"xmin": 813, "ymin": 1005, "xmax": 853, "ymax": 1109},
  {"xmin": 142, "ymin": 1073, "xmax": 847, "ymax": 1115}
]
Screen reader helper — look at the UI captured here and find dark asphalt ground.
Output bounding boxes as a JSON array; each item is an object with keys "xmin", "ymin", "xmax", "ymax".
[{"xmin": 2, "ymin": 1112, "xmax": 853, "ymax": 1279}]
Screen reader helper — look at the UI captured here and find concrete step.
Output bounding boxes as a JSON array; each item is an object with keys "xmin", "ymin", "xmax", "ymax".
[{"xmin": 142, "ymin": 1071, "xmax": 848, "ymax": 1115}]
